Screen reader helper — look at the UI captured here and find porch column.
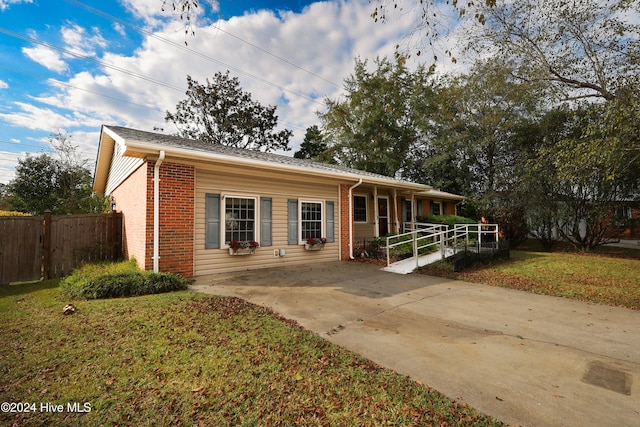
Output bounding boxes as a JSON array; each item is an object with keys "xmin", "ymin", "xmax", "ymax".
[
  {"xmin": 373, "ymin": 186, "xmax": 379, "ymax": 237},
  {"xmin": 393, "ymin": 188, "xmax": 399, "ymax": 233},
  {"xmin": 411, "ymin": 191, "xmax": 415, "ymax": 225}
]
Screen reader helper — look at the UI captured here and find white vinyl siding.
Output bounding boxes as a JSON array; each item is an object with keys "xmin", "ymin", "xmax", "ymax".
[{"xmin": 105, "ymin": 146, "xmax": 144, "ymax": 195}]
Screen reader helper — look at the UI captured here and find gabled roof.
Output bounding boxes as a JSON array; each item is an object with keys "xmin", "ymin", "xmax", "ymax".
[{"xmin": 94, "ymin": 125, "xmax": 436, "ymax": 194}]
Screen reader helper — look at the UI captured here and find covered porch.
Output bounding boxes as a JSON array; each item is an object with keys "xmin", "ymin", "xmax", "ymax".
[{"xmin": 342, "ymin": 180, "xmax": 465, "ymax": 260}]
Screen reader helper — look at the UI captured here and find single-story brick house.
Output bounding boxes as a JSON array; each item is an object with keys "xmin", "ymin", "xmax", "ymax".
[{"xmin": 93, "ymin": 125, "xmax": 465, "ymax": 277}]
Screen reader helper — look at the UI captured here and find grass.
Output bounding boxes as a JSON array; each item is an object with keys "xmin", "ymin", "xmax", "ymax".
[
  {"xmin": 0, "ymin": 281, "xmax": 504, "ymax": 426},
  {"xmin": 419, "ymin": 242, "xmax": 640, "ymax": 310}
]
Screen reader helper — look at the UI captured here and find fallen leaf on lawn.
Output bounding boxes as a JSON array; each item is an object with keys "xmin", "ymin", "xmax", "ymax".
[{"xmin": 191, "ymin": 386, "xmax": 205, "ymax": 393}]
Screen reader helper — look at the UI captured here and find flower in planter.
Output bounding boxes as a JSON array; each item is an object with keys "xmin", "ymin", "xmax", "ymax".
[
  {"xmin": 229, "ymin": 240, "xmax": 260, "ymax": 250},
  {"xmin": 306, "ymin": 237, "xmax": 327, "ymax": 246}
]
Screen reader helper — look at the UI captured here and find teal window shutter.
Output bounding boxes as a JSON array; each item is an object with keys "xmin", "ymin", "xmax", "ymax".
[
  {"xmin": 260, "ymin": 197, "xmax": 272, "ymax": 246},
  {"xmin": 288, "ymin": 199, "xmax": 298, "ymax": 245},
  {"xmin": 325, "ymin": 201, "xmax": 334, "ymax": 242},
  {"xmin": 205, "ymin": 194, "xmax": 220, "ymax": 249}
]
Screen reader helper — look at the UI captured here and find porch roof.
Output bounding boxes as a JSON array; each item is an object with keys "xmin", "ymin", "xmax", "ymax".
[{"xmin": 416, "ymin": 189, "xmax": 466, "ymax": 202}]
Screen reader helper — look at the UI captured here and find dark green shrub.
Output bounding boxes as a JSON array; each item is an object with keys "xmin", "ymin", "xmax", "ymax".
[
  {"xmin": 60, "ymin": 259, "xmax": 190, "ymax": 299},
  {"xmin": 416, "ymin": 214, "xmax": 477, "ymax": 227}
]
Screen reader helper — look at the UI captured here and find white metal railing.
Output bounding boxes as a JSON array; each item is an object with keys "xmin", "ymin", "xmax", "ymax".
[{"xmin": 385, "ymin": 222, "xmax": 500, "ymax": 268}]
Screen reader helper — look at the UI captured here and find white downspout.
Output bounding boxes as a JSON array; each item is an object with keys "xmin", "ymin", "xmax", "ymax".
[
  {"xmin": 348, "ymin": 179, "xmax": 363, "ymax": 259},
  {"xmin": 153, "ymin": 150, "xmax": 165, "ymax": 273}
]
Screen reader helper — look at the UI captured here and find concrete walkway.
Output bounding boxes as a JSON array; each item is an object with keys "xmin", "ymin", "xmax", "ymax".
[{"xmin": 192, "ymin": 261, "xmax": 640, "ymax": 427}]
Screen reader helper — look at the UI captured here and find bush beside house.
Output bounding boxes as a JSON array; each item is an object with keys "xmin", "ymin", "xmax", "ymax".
[{"xmin": 60, "ymin": 259, "xmax": 190, "ymax": 299}]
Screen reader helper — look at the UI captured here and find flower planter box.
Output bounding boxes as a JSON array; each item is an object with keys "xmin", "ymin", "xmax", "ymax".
[
  {"xmin": 304, "ymin": 243, "xmax": 325, "ymax": 251},
  {"xmin": 228, "ymin": 247, "xmax": 255, "ymax": 256}
]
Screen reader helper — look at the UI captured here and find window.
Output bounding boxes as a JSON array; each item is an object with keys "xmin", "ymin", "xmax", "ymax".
[
  {"xmin": 301, "ymin": 201, "xmax": 323, "ymax": 240},
  {"xmin": 224, "ymin": 197, "xmax": 255, "ymax": 243},
  {"xmin": 615, "ymin": 206, "xmax": 631, "ymax": 219},
  {"xmin": 353, "ymin": 195, "xmax": 367, "ymax": 222},
  {"xmin": 431, "ymin": 201, "xmax": 442, "ymax": 215}
]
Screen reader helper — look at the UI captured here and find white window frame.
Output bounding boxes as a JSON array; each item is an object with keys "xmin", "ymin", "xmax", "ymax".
[
  {"xmin": 299, "ymin": 200, "xmax": 324, "ymax": 244},
  {"xmin": 353, "ymin": 194, "xmax": 368, "ymax": 223},
  {"xmin": 221, "ymin": 194, "xmax": 259, "ymax": 248}
]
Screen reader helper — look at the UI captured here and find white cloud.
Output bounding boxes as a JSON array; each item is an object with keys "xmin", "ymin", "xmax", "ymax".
[
  {"xmin": 0, "ymin": 0, "xmax": 32, "ymax": 11},
  {"xmin": 0, "ymin": 102, "xmax": 100, "ymax": 131},
  {"xmin": 22, "ymin": 45, "xmax": 68, "ymax": 73},
  {"xmin": 0, "ymin": 151, "xmax": 25, "ymax": 183},
  {"xmin": 61, "ymin": 23, "xmax": 107, "ymax": 57},
  {"xmin": 113, "ymin": 22, "xmax": 126, "ymax": 37},
  {"xmin": 119, "ymin": 0, "xmax": 219, "ymax": 28},
  {"xmin": 0, "ymin": 80, "xmax": 8, "ymax": 89},
  {"xmin": 6, "ymin": 0, "xmax": 460, "ymax": 169}
]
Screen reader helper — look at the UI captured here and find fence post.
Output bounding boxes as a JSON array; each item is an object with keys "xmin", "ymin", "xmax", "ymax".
[{"xmin": 43, "ymin": 210, "xmax": 51, "ymax": 280}]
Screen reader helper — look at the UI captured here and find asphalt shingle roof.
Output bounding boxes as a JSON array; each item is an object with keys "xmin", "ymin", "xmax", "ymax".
[{"xmin": 105, "ymin": 125, "xmax": 423, "ymax": 187}]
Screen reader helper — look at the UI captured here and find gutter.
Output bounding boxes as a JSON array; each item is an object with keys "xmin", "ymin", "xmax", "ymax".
[
  {"xmin": 348, "ymin": 179, "xmax": 363, "ymax": 259},
  {"xmin": 153, "ymin": 150, "xmax": 165, "ymax": 272},
  {"xmin": 118, "ymin": 137, "xmax": 431, "ymax": 192}
]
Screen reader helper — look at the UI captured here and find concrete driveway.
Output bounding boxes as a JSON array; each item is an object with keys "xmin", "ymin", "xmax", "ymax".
[{"xmin": 192, "ymin": 261, "xmax": 639, "ymax": 427}]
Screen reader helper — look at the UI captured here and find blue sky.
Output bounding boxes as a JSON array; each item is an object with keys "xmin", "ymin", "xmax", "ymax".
[{"xmin": 0, "ymin": 0, "xmax": 453, "ymax": 184}]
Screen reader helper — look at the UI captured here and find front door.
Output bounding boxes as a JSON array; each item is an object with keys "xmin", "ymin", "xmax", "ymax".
[{"xmin": 378, "ymin": 197, "xmax": 389, "ymax": 236}]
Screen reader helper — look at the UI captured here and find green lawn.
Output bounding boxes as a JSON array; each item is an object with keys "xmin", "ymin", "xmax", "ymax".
[
  {"xmin": 0, "ymin": 281, "xmax": 504, "ymax": 427},
  {"xmin": 420, "ymin": 247, "xmax": 640, "ymax": 309}
]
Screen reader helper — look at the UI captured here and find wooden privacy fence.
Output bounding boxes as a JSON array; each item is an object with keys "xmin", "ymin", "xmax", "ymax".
[{"xmin": 0, "ymin": 211, "xmax": 123, "ymax": 285}]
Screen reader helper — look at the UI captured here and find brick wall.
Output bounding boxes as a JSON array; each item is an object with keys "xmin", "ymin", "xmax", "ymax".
[
  {"xmin": 113, "ymin": 160, "xmax": 195, "ymax": 277},
  {"xmin": 339, "ymin": 184, "xmax": 352, "ymax": 260},
  {"xmin": 111, "ymin": 163, "xmax": 149, "ymax": 270},
  {"xmin": 149, "ymin": 161, "xmax": 195, "ymax": 278}
]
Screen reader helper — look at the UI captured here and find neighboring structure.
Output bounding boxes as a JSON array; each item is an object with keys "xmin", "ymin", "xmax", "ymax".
[
  {"xmin": 612, "ymin": 203, "xmax": 640, "ymax": 238},
  {"xmin": 93, "ymin": 126, "xmax": 465, "ymax": 277}
]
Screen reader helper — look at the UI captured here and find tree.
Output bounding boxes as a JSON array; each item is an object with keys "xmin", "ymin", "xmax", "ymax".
[
  {"xmin": 373, "ymin": 0, "xmax": 639, "ymax": 102},
  {"xmin": 7, "ymin": 132, "xmax": 108, "ymax": 215},
  {"xmin": 165, "ymin": 73, "xmax": 292, "ymax": 153},
  {"xmin": 467, "ymin": 0, "xmax": 640, "ymax": 103},
  {"xmin": 550, "ymin": 99, "xmax": 640, "ymax": 250},
  {"xmin": 319, "ymin": 57, "xmax": 435, "ymax": 177},
  {"xmin": 518, "ymin": 108, "xmax": 578, "ymax": 250},
  {"xmin": 0, "ymin": 183, "xmax": 12, "ymax": 211},
  {"xmin": 294, "ymin": 125, "xmax": 328, "ymax": 160},
  {"xmin": 425, "ymin": 58, "xmax": 541, "ymax": 199}
]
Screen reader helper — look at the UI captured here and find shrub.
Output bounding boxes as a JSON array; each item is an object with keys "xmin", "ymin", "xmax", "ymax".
[
  {"xmin": 416, "ymin": 214, "xmax": 477, "ymax": 227},
  {"xmin": 0, "ymin": 210, "xmax": 30, "ymax": 216},
  {"xmin": 60, "ymin": 259, "xmax": 190, "ymax": 299}
]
